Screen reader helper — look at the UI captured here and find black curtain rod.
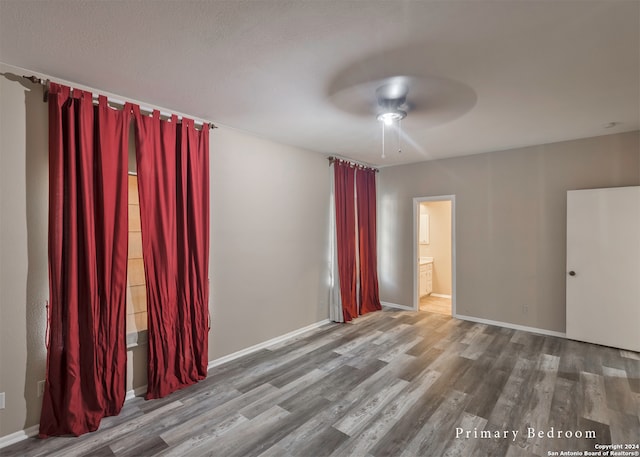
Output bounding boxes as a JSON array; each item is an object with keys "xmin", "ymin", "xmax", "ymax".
[
  {"xmin": 22, "ymin": 75, "xmax": 217, "ymax": 130},
  {"xmin": 327, "ymin": 156, "xmax": 379, "ymax": 172}
]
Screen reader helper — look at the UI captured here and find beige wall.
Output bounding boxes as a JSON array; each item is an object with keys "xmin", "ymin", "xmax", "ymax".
[
  {"xmin": 0, "ymin": 63, "xmax": 330, "ymax": 438},
  {"xmin": 420, "ymin": 201, "xmax": 452, "ymax": 295},
  {"xmin": 0, "ymin": 67, "xmax": 50, "ymax": 438},
  {"xmin": 209, "ymin": 126, "xmax": 330, "ymax": 358},
  {"xmin": 379, "ymin": 131, "xmax": 640, "ymax": 332}
]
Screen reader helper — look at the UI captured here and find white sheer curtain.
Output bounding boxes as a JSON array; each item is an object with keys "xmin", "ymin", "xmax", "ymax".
[{"xmin": 328, "ymin": 164, "xmax": 344, "ymax": 322}]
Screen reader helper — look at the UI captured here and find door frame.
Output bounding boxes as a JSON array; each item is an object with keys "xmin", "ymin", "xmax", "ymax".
[{"xmin": 412, "ymin": 195, "xmax": 456, "ymax": 315}]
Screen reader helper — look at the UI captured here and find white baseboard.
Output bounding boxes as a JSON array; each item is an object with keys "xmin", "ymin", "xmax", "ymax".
[
  {"xmin": 207, "ymin": 319, "xmax": 331, "ymax": 370},
  {"xmin": 454, "ymin": 313, "xmax": 566, "ymax": 338},
  {"xmin": 430, "ymin": 293, "xmax": 452, "ymax": 299},
  {"xmin": 0, "ymin": 425, "xmax": 39, "ymax": 448},
  {"xmin": 380, "ymin": 301, "xmax": 413, "ymax": 311},
  {"xmin": 125, "ymin": 384, "xmax": 148, "ymax": 401}
]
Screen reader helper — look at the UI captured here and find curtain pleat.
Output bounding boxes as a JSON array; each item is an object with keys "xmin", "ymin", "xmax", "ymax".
[
  {"xmin": 133, "ymin": 108, "xmax": 209, "ymax": 399},
  {"xmin": 356, "ymin": 168, "xmax": 382, "ymax": 315},
  {"xmin": 40, "ymin": 83, "xmax": 130, "ymax": 437}
]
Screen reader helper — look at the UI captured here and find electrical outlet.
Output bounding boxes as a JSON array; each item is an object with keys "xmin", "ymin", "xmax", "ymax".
[
  {"xmin": 37, "ymin": 380, "xmax": 45, "ymax": 397},
  {"xmin": 523, "ymin": 304, "xmax": 529, "ymax": 314},
  {"xmin": 0, "ymin": 392, "xmax": 5, "ymax": 409}
]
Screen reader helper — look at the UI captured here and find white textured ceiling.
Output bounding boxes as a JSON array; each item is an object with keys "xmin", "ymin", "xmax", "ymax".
[{"xmin": 1, "ymin": 0, "xmax": 638, "ymax": 166}]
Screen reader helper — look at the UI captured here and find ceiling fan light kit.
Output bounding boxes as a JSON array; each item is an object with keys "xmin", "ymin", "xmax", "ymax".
[{"xmin": 377, "ymin": 109, "xmax": 406, "ymax": 126}]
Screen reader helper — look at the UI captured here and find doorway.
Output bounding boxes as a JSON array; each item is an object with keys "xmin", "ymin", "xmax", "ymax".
[{"xmin": 413, "ymin": 196, "xmax": 456, "ymax": 316}]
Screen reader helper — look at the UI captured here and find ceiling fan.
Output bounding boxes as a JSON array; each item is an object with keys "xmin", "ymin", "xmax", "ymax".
[{"xmin": 328, "ymin": 72, "xmax": 477, "ymax": 159}]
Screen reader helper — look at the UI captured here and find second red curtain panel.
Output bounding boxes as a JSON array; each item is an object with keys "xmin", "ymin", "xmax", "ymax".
[{"xmin": 133, "ymin": 108, "xmax": 210, "ymax": 399}]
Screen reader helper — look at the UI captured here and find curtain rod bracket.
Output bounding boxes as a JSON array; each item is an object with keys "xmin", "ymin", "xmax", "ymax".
[
  {"xmin": 23, "ymin": 75, "xmax": 42, "ymax": 85},
  {"xmin": 22, "ymin": 75, "xmax": 49, "ymax": 102}
]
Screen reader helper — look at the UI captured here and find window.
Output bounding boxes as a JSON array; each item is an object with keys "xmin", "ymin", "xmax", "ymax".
[{"xmin": 126, "ymin": 174, "xmax": 147, "ymax": 345}]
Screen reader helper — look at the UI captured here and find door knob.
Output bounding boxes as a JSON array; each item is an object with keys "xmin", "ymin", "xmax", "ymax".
[{"xmin": 568, "ymin": 271, "xmax": 576, "ymax": 276}]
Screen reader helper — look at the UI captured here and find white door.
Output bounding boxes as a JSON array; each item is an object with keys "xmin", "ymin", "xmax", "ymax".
[{"xmin": 566, "ymin": 186, "xmax": 640, "ymax": 352}]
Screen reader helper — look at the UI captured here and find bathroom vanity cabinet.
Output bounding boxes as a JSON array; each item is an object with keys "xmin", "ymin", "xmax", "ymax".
[{"xmin": 419, "ymin": 261, "xmax": 433, "ymax": 297}]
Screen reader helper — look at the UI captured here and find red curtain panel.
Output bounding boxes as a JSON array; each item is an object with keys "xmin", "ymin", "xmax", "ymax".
[
  {"xmin": 333, "ymin": 161, "xmax": 358, "ymax": 322},
  {"xmin": 40, "ymin": 84, "xmax": 130, "ymax": 437},
  {"xmin": 133, "ymin": 108, "xmax": 210, "ymax": 399},
  {"xmin": 356, "ymin": 168, "xmax": 382, "ymax": 315}
]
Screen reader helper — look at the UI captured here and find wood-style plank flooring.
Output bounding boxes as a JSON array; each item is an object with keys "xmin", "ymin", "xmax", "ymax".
[
  {"xmin": 419, "ymin": 295, "xmax": 451, "ymax": 315},
  {"xmin": 3, "ymin": 308, "xmax": 639, "ymax": 457}
]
